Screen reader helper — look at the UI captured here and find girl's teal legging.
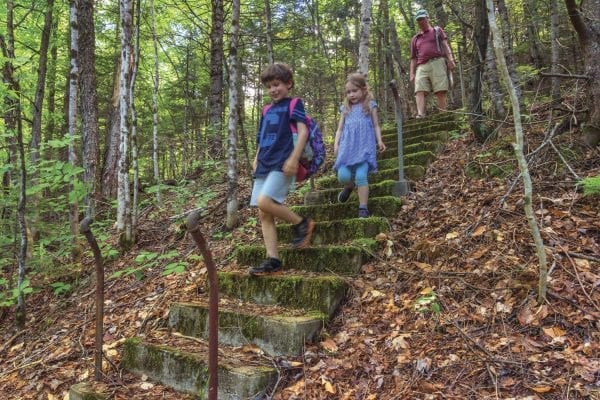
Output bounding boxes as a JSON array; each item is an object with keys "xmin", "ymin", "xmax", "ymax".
[{"xmin": 337, "ymin": 161, "xmax": 369, "ymax": 187}]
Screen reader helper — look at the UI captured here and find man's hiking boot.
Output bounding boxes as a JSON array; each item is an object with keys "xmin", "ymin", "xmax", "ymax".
[
  {"xmin": 249, "ymin": 257, "xmax": 283, "ymax": 276},
  {"xmin": 291, "ymin": 217, "xmax": 315, "ymax": 249},
  {"xmin": 358, "ymin": 207, "xmax": 370, "ymax": 218},
  {"xmin": 337, "ymin": 184, "xmax": 354, "ymax": 203}
]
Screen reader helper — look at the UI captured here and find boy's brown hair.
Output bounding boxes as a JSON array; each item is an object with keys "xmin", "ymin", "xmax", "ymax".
[{"xmin": 260, "ymin": 62, "xmax": 294, "ymax": 88}]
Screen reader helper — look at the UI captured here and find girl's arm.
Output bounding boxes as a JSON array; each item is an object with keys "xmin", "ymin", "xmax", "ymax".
[
  {"xmin": 333, "ymin": 114, "xmax": 345, "ymax": 156},
  {"xmin": 371, "ymin": 107, "xmax": 386, "ymax": 152}
]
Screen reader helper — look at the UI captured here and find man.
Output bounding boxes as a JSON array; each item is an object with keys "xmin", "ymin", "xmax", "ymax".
[{"xmin": 409, "ymin": 9, "xmax": 455, "ymax": 118}]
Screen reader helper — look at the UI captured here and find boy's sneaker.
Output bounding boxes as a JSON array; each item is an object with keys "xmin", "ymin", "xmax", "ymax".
[
  {"xmin": 337, "ymin": 184, "xmax": 354, "ymax": 203},
  {"xmin": 358, "ymin": 208, "xmax": 370, "ymax": 218},
  {"xmin": 249, "ymin": 257, "xmax": 283, "ymax": 276},
  {"xmin": 291, "ymin": 217, "xmax": 315, "ymax": 249}
]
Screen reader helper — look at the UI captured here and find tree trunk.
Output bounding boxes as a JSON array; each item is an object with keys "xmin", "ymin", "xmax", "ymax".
[
  {"xmin": 117, "ymin": 0, "xmax": 134, "ymax": 247},
  {"xmin": 101, "ymin": 47, "xmax": 121, "ymax": 199},
  {"xmin": 150, "ymin": 0, "xmax": 161, "ymax": 203},
  {"xmin": 357, "ymin": 0, "xmax": 372, "ymax": 76},
  {"xmin": 264, "ymin": 0, "xmax": 274, "ymax": 64},
  {"xmin": 68, "ymin": 0, "xmax": 81, "ymax": 260},
  {"xmin": 30, "ymin": 0, "xmax": 54, "ymax": 166},
  {"xmin": 485, "ymin": 34, "xmax": 506, "ymax": 119},
  {"xmin": 495, "ymin": 0, "xmax": 522, "ymax": 106},
  {"xmin": 469, "ymin": 0, "xmax": 490, "ymax": 141},
  {"xmin": 226, "ymin": 0, "xmax": 240, "ymax": 230},
  {"xmin": 130, "ymin": 0, "xmax": 141, "ymax": 239},
  {"xmin": 564, "ymin": 0, "xmax": 600, "ymax": 147},
  {"xmin": 487, "ymin": 0, "xmax": 548, "ymax": 303},
  {"xmin": 44, "ymin": 13, "xmax": 58, "ymax": 157},
  {"xmin": 208, "ymin": 0, "xmax": 224, "ymax": 156},
  {"xmin": 433, "ymin": 0, "xmax": 448, "ymax": 28},
  {"xmin": 78, "ymin": 0, "xmax": 100, "ymax": 218},
  {"xmin": 389, "ymin": 18, "xmax": 414, "ymax": 117},
  {"xmin": 550, "ymin": 0, "xmax": 561, "ymax": 103},
  {"xmin": 523, "ymin": 1, "xmax": 543, "ymax": 69},
  {"xmin": 1, "ymin": 0, "xmax": 28, "ymax": 330}
]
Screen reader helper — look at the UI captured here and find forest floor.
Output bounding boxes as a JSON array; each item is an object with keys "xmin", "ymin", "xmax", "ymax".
[{"xmin": 0, "ymin": 108, "xmax": 599, "ymax": 400}]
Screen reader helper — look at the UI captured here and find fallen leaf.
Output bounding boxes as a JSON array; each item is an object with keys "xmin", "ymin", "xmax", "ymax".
[
  {"xmin": 321, "ymin": 338, "xmax": 338, "ymax": 353},
  {"xmin": 321, "ymin": 377, "xmax": 336, "ymax": 394},
  {"xmin": 542, "ymin": 326, "xmax": 566, "ymax": 338},
  {"xmin": 472, "ymin": 225, "xmax": 487, "ymax": 237},
  {"xmin": 530, "ymin": 385, "xmax": 553, "ymax": 393},
  {"xmin": 140, "ymin": 382, "xmax": 154, "ymax": 390},
  {"xmin": 445, "ymin": 231, "xmax": 459, "ymax": 239}
]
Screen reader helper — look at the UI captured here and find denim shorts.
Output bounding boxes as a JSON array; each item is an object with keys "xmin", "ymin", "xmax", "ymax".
[{"xmin": 250, "ymin": 170, "xmax": 294, "ymax": 206}]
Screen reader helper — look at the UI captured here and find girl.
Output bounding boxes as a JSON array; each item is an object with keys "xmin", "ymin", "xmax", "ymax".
[{"xmin": 333, "ymin": 73, "xmax": 386, "ymax": 217}]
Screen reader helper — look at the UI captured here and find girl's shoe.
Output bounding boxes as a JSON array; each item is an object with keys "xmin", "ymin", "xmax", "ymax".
[
  {"xmin": 358, "ymin": 208, "xmax": 370, "ymax": 218},
  {"xmin": 337, "ymin": 184, "xmax": 354, "ymax": 203},
  {"xmin": 249, "ymin": 257, "xmax": 283, "ymax": 275}
]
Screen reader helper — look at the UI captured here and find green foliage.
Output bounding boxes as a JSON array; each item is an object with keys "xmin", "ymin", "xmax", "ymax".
[
  {"xmin": 49, "ymin": 281, "xmax": 72, "ymax": 296},
  {"xmin": 0, "ymin": 279, "xmax": 33, "ymax": 308},
  {"xmin": 414, "ymin": 289, "xmax": 441, "ymax": 315},
  {"xmin": 110, "ymin": 249, "xmax": 188, "ymax": 279},
  {"xmin": 580, "ymin": 175, "xmax": 600, "ymax": 196}
]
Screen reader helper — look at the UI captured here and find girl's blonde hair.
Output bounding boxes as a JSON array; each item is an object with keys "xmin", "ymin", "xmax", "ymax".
[{"xmin": 342, "ymin": 72, "xmax": 374, "ymax": 115}]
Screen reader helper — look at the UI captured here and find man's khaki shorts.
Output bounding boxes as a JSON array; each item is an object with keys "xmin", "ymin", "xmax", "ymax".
[{"xmin": 415, "ymin": 57, "xmax": 448, "ymax": 94}]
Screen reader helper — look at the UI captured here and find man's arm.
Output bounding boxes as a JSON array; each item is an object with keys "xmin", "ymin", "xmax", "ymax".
[
  {"xmin": 442, "ymin": 39, "xmax": 455, "ymax": 71},
  {"xmin": 283, "ymin": 122, "xmax": 307, "ymax": 177}
]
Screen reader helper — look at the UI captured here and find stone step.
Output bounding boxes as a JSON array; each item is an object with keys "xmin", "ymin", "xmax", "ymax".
[
  {"xmin": 290, "ymin": 196, "xmax": 401, "ymax": 221},
  {"xmin": 69, "ymin": 383, "xmax": 109, "ymax": 400},
  {"xmin": 303, "ymin": 181, "xmax": 397, "ymax": 206},
  {"xmin": 378, "ymin": 143, "xmax": 442, "ymax": 160},
  {"xmin": 122, "ymin": 338, "xmax": 277, "ymax": 399},
  {"xmin": 316, "ymin": 167, "xmax": 424, "ymax": 189},
  {"xmin": 377, "ymin": 151, "xmax": 435, "ymax": 171},
  {"xmin": 217, "ymin": 271, "xmax": 348, "ymax": 316},
  {"xmin": 382, "ymin": 131, "xmax": 448, "ymax": 147},
  {"xmin": 236, "ymin": 241, "xmax": 377, "ymax": 276},
  {"xmin": 277, "ymin": 215, "xmax": 389, "ymax": 243},
  {"xmin": 168, "ymin": 301, "xmax": 325, "ymax": 356}
]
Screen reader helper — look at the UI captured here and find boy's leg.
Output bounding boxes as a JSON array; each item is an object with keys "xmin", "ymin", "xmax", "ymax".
[
  {"xmin": 259, "ymin": 209, "xmax": 279, "ymax": 259},
  {"xmin": 256, "ymin": 171, "xmax": 314, "ymax": 249}
]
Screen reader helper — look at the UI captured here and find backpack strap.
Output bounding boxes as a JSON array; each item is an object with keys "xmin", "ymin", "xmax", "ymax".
[{"xmin": 434, "ymin": 26, "xmax": 441, "ymax": 53}]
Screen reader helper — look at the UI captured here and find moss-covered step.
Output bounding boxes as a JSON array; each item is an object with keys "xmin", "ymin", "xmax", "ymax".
[
  {"xmin": 402, "ymin": 120, "xmax": 462, "ymax": 138},
  {"xmin": 378, "ymin": 142, "xmax": 443, "ymax": 160},
  {"xmin": 278, "ymin": 215, "xmax": 388, "ymax": 244},
  {"xmin": 236, "ymin": 241, "xmax": 377, "ymax": 275},
  {"xmin": 403, "ymin": 111, "xmax": 461, "ymax": 128},
  {"xmin": 69, "ymin": 383, "xmax": 109, "ymax": 400},
  {"xmin": 168, "ymin": 301, "xmax": 325, "ymax": 356},
  {"xmin": 290, "ymin": 195, "xmax": 401, "ymax": 221},
  {"xmin": 303, "ymin": 181, "xmax": 397, "ymax": 206},
  {"xmin": 217, "ymin": 271, "xmax": 347, "ymax": 316},
  {"xmin": 382, "ymin": 131, "xmax": 448, "ymax": 147},
  {"xmin": 122, "ymin": 338, "xmax": 276, "ymax": 399},
  {"xmin": 377, "ymin": 151, "xmax": 435, "ymax": 170},
  {"xmin": 315, "ymin": 166, "xmax": 425, "ymax": 189}
]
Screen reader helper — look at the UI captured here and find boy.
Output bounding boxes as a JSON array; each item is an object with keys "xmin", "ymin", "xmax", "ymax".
[{"xmin": 249, "ymin": 63, "xmax": 315, "ymax": 276}]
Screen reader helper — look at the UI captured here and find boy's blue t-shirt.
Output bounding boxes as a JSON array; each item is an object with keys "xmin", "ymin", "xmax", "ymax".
[{"xmin": 255, "ymin": 97, "xmax": 306, "ymax": 177}]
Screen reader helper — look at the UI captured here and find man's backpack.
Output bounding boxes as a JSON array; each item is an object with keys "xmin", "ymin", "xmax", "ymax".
[{"xmin": 261, "ymin": 97, "xmax": 326, "ymax": 182}]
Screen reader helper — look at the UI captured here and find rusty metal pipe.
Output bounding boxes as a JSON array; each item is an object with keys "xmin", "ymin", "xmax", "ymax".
[
  {"xmin": 79, "ymin": 217, "xmax": 104, "ymax": 381},
  {"xmin": 186, "ymin": 211, "xmax": 218, "ymax": 400}
]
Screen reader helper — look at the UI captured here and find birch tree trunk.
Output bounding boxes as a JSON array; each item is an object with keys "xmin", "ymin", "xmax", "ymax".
[
  {"xmin": 30, "ymin": 0, "xmax": 54, "ymax": 166},
  {"xmin": 68, "ymin": 0, "xmax": 81, "ymax": 259},
  {"xmin": 550, "ymin": 0, "xmax": 560, "ymax": 103},
  {"xmin": 117, "ymin": 0, "xmax": 134, "ymax": 247},
  {"xmin": 78, "ymin": 0, "xmax": 100, "ymax": 218},
  {"xmin": 1, "ymin": 0, "xmax": 28, "ymax": 329},
  {"xmin": 226, "ymin": 0, "xmax": 240, "ymax": 229},
  {"xmin": 358, "ymin": 0, "xmax": 372, "ymax": 76},
  {"xmin": 208, "ymin": 0, "xmax": 224, "ymax": 156},
  {"xmin": 150, "ymin": 0, "xmax": 161, "ymax": 203},
  {"xmin": 130, "ymin": 0, "xmax": 141, "ymax": 238},
  {"xmin": 264, "ymin": 0, "xmax": 274, "ymax": 64},
  {"xmin": 485, "ymin": 34, "xmax": 506, "ymax": 119},
  {"xmin": 486, "ymin": 0, "xmax": 548, "ymax": 303},
  {"xmin": 564, "ymin": 0, "xmax": 600, "ymax": 147}
]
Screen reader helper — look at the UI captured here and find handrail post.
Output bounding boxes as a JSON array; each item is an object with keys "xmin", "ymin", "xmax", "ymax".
[{"xmin": 389, "ymin": 80, "xmax": 410, "ymax": 196}]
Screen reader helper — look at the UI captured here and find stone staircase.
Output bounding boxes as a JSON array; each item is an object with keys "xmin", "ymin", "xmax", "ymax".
[{"xmin": 118, "ymin": 112, "xmax": 461, "ymax": 399}]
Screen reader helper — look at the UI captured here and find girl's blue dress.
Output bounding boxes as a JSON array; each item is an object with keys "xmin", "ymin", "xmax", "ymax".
[{"xmin": 333, "ymin": 100, "xmax": 378, "ymax": 172}]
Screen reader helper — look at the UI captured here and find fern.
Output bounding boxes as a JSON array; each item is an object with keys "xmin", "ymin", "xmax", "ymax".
[{"xmin": 580, "ymin": 175, "xmax": 600, "ymax": 196}]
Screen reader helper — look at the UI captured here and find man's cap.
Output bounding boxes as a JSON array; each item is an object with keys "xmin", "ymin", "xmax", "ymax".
[{"xmin": 415, "ymin": 9, "xmax": 429, "ymax": 20}]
